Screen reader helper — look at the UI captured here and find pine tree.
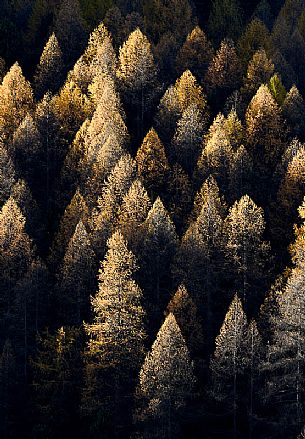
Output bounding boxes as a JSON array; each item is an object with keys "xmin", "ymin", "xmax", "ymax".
[
  {"xmin": 0, "ymin": 63, "xmax": 34, "ymax": 141},
  {"xmin": 83, "ymin": 230, "xmax": 145, "ymax": 435},
  {"xmin": 56, "ymin": 221, "xmax": 97, "ymax": 326},
  {"xmin": 136, "ymin": 128, "xmax": 170, "ymax": 198},
  {"xmin": 134, "ymin": 313, "xmax": 196, "ymax": 439},
  {"xmin": 223, "ymin": 195, "xmax": 271, "ymax": 314},
  {"xmin": 208, "ymin": 0, "xmax": 244, "ymax": 44},
  {"xmin": 34, "ymin": 33, "xmax": 64, "ymax": 98},
  {"xmin": 176, "ymin": 26, "xmax": 214, "ymax": 82}
]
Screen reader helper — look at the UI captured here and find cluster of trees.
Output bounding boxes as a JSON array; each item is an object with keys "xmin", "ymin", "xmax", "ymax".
[{"xmin": 1, "ymin": 0, "xmax": 305, "ymax": 438}]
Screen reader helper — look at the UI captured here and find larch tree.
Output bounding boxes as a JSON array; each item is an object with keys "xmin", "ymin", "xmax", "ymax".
[
  {"xmin": 12, "ymin": 114, "xmax": 41, "ymax": 186},
  {"xmin": 210, "ymin": 295, "xmax": 263, "ymax": 438},
  {"xmin": 229, "ymin": 145, "xmax": 253, "ymax": 203},
  {"xmin": 89, "ymin": 153, "xmax": 136, "ymax": 258},
  {"xmin": 243, "ymin": 48, "xmax": 274, "ymax": 95},
  {"xmin": 175, "ymin": 26, "xmax": 214, "ymax": 82},
  {"xmin": 0, "ymin": 63, "xmax": 34, "ymax": 141},
  {"xmin": 134, "ymin": 313, "xmax": 196, "ymax": 439},
  {"xmin": 143, "ymin": 0, "xmax": 194, "ymax": 43},
  {"xmin": 171, "ymin": 103, "xmax": 207, "ymax": 174},
  {"xmin": 174, "ymin": 178, "xmax": 225, "ymax": 346},
  {"xmin": 175, "ymin": 69, "xmax": 208, "ymax": 114},
  {"xmin": 245, "ymin": 84, "xmax": 286, "ymax": 174},
  {"xmin": 166, "ymin": 284, "xmax": 204, "ymax": 364},
  {"xmin": 117, "ymin": 28, "xmax": 159, "ymax": 135},
  {"xmin": 223, "ymin": 195, "xmax": 271, "ymax": 314},
  {"xmin": 32, "ymin": 326, "xmax": 84, "ymax": 439},
  {"xmin": 56, "ymin": 220, "xmax": 97, "ymax": 326},
  {"xmin": 208, "ymin": 0, "xmax": 243, "ymax": 44},
  {"xmin": 237, "ymin": 18, "xmax": 271, "ymax": 68},
  {"xmin": 83, "ymin": 230, "xmax": 146, "ymax": 435},
  {"xmin": 205, "ymin": 39, "xmax": 242, "ymax": 104},
  {"xmin": 166, "ymin": 163, "xmax": 193, "ymax": 233},
  {"xmin": 283, "ymin": 84, "xmax": 305, "ymax": 139},
  {"xmin": 263, "ymin": 198, "xmax": 305, "ymax": 437},
  {"xmin": 136, "ymin": 128, "xmax": 170, "ymax": 198},
  {"xmin": 117, "ymin": 178, "xmax": 151, "ymax": 249},
  {"xmin": 34, "ymin": 33, "xmax": 64, "ymax": 98},
  {"xmin": 137, "ymin": 198, "xmax": 178, "ymax": 334},
  {"xmin": 0, "ymin": 197, "xmax": 35, "ymax": 337},
  {"xmin": 49, "ymin": 189, "xmax": 89, "ymax": 271},
  {"xmin": 0, "ymin": 340, "xmax": 18, "ymax": 439},
  {"xmin": 0, "ymin": 144, "xmax": 16, "ymax": 206}
]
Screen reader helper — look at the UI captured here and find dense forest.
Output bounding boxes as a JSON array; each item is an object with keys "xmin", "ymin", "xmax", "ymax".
[{"xmin": 2, "ymin": 0, "xmax": 305, "ymax": 438}]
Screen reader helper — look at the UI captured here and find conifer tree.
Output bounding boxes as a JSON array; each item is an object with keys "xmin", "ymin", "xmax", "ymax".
[
  {"xmin": 268, "ymin": 73, "xmax": 287, "ymax": 105},
  {"xmin": 171, "ymin": 103, "xmax": 207, "ymax": 174},
  {"xmin": 229, "ymin": 145, "xmax": 253, "ymax": 203},
  {"xmin": 32, "ymin": 327, "xmax": 84, "ymax": 439},
  {"xmin": 136, "ymin": 128, "xmax": 170, "ymax": 198},
  {"xmin": 0, "ymin": 340, "xmax": 18, "ymax": 439},
  {"xmin": 223, "ymin": 195, "xmax": 271, "ymax": 314},
  {"xmin": 166, "ymin": 163, "xmax": 193, "ymax": 233},
  {"xmin": 175, "ymin": 69, "xmax": 208, "ymax": 113},
  {"xmin": 143, "ymin": 0, "xmax": 194, "ymax": 43},
  {"xmin": 0, "ymin": 197, "xmax": 35, "ymax": 337},
  {"xmin": 174, "ymin": 180, "xmax": 225, "ymax": 345},
  {"xmin": 56, "ymin": 221, "xmax": 97, "ymax": 326},
  {"xmin": 263, "ymin": 199, "xmax": 305, "ymax": 437},
  {"xmin": 134, "ymin": 313, "xmax": 196, "ymax": 438},
  {"xmin": 83, "ymin": 231, "xmax": 145, "ymax": 435},
  {"xmin": 117, "ymin": 179, "xmax": 151, "ymax": 249},
  {"xmin": 12, "ymin": 114, "xmax": 41, "ymax": 185},
  {"xmin": 0, "ymin": 63, "xmax": 34, "ymax": 141},
  {"xmin": 49, "ymin": 189, "xmax": 89, "ymax": 270},
  {"xmin": 166, "ymin": 284, "xmax": 204, "ymax": 361},
  {"xmin": 238, "ymin": 18, "xmax": 271, "ymax": 67},
  {"xmin": 245, "ymin": 84, "xmax": 286, "ymax": 171},
  {"xmin": 154, "ymin": 85, "xmax": 181, "ymax": 143},
  {"xmin": 53, "ymin": 0, "xmax": 87, "ymax": 64},
  {"xmin": 208, "ymin": 0, "xmax": 244, "ymax": 44},
  {"xmin": 176, "ymin": 26, "xmax": 214, "ymax": 82},
  {"xmin": 89, "ymin": 154, "xmax": 136, "ymax": 257},
  {"xmin": 0, "ymin": 144, "xmax": 16, "ymax": 206},
  {"xmin": 34, "ymin": 33, "xmax": 64, "ymax": 98},
  {"xmin": 117, "ymin": 28, "xmax": 159, "ymax": 119},
  {"xmin": 243, "ymin": 48, "xmax": 274, "ymax": 95},
  {"xmin": 138, "ymin": 198, "xmax": 178, "ymax": 336},
  {"xmin": 282, "ymin": 84, "xmax": 305, "ymax": 139},
  {"xmin": 205, "ymin": 39, "xmax": 242, "ymax": 103},
  {"xmin": 210, "ymin": 295, "xmax": 263, "ymax": 438}
]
